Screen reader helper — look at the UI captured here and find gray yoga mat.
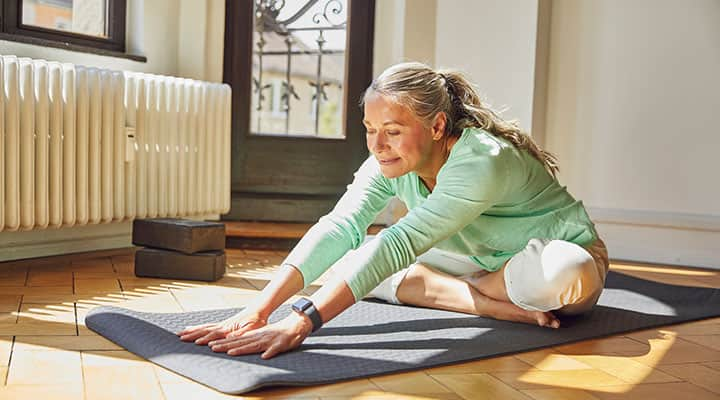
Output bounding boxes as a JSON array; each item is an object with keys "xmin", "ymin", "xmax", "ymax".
[{"xmin": 86, "ymin": 271, "xmax": 720, "ymax": 394}]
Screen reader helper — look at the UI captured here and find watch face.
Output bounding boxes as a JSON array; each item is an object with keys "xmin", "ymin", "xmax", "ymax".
[{"xmin": 293, "ymin": 298, "xmax": 312, "ymax": 312}]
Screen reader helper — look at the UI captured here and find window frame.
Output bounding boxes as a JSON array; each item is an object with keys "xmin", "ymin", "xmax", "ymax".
[{"xmin": 1, "ymin": 0, "xmax": 127, "ymax": 53}]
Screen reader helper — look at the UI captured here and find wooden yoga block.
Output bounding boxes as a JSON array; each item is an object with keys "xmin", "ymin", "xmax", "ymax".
[
  {"xmin": 132, "ymin": 218, "xmax": 225, "ymax": 254},
  {"xmin": 134, "ymin": 248, "xmax": 226, "ymax": 282}
]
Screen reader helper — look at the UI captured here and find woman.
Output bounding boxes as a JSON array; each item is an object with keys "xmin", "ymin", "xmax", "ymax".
[{"xmin": 179, "ymin": 62, "xmax": 609, "ymax": 359}]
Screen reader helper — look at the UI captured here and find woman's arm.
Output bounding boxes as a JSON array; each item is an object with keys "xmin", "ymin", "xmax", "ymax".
[
  {"xmin": 251, "ymin": 264, "xmax": 307, "ymax": 320},
  {"xmin": 282, "ymin": 157, "xmax": 394, "ymax": 289},
  {"xmin": 307, "ymin": 273, "xmax": 357, "ymax": 324},
  {"xmin": 183, "ymin": 157, "xmax": 393, "ymax": 350}
]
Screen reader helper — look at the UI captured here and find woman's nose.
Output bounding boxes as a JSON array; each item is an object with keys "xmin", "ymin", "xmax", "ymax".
[{"xmin": 371, "ymin": 133, "xmax": 388, "ymax": 152}]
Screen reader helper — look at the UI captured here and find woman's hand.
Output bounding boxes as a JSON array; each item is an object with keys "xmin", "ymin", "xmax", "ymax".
[
  {"xmin": 207, "ymin": 311, "xmax": 313, "ymax": 359},
  {"xmin": 178, "ymin": 310, "xmax": 268, "ymax": 345}
]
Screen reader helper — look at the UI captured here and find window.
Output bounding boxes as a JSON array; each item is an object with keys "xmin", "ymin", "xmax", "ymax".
[
  {"xmin": 224, "ymin": 0, "xmax": 375, "ymax": 141},
  {"xmin": 0, "ymin": 0, "xmax": 127, "ymax": 54},
  {"xmin": 270, "ymin": 80, "xmax": 284, "ymax": 116},
  {"xmin": 248, "ymin": 0, "xmax": 350, "ymax": 139}
]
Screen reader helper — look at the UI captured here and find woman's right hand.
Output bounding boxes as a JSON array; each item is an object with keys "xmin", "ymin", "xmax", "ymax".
[{"xmin": 178, "ymin": 310, "xmax": 268, "ymax": 345}]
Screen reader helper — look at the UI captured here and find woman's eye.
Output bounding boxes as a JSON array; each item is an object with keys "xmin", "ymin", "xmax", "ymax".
[
  {"xmin": 386, "ymin": 130, "xmax": 400, "ymax": 136},
  {"xmin": 366, "ymin": 130, "xmax": 376, "ymax": 135}
]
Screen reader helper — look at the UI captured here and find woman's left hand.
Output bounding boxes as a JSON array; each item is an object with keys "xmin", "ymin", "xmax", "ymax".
[{"xmin": 207, "ymin": 311, "xmax": 313, "ymax": 359}]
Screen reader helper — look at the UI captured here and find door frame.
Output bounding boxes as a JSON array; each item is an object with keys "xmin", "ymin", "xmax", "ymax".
[{"xmin": 222, "ymin": 0, "xmax": 375, "ymax": 222}]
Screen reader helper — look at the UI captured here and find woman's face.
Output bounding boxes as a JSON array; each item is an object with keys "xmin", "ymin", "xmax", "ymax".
[{"xmin": 363, "ymin": 93, "xmax": 436, "ymax": 179}]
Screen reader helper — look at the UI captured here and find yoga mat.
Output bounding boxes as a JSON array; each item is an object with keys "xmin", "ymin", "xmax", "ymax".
[{"xmin": 86, "ymin": 271, "xmax": 720, "ymax": 394}]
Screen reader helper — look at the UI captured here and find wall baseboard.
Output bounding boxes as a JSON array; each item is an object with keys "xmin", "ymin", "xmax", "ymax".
[
  {"xmin": 588, "ymin": 207, "xmax": 720, "ymax": 270},
  {"xmin": 0, "ymin": 214, "xmax": 220, "ymax": 262},
  {"xmin": 0, "ymin": 222, "xmax": 133, "ymax": 262}
]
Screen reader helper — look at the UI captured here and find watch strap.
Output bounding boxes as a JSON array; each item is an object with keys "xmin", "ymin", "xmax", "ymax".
[{"xmin": 293, "ymin": 297, "xmax": 323, "ymax": 332}]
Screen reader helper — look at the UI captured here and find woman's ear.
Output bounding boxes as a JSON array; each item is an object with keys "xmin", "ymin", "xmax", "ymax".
[{"xmin": 431, "ymin": 112, "xmax": 447, "ymax": 141}]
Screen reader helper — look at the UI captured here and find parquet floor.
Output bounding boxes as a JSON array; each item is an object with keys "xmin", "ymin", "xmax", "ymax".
[{"xmin": 0, "ymin": 247, "xmax": 719, "ymax": 399}]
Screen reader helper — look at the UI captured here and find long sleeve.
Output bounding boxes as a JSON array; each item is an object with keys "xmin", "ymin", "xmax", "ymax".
[
  {"xmin": 283, "ymin": 156, "xmax": 395, "ymax": 287},
  {"xmin": 340, "ymin": 140, "xmax": 512, "ymax": 300}
]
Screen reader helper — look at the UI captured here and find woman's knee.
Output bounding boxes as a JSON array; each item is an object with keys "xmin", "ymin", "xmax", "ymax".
[
  {"xmin": 542, "ymin": 240, "xmax": 598, "ymax": 284},
  {"xmin": 366, "ymin": 265, "xmax": 414, "ymax": 304},
  {"xmin": 366, "ymin": 263, "xmax": 448, "ymax": 305},
  {"xmin": 504, "ymin": 239, "xmax": 603, "ymax": 312}
]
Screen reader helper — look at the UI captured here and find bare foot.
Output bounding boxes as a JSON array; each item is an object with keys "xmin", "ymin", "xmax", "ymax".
[
  {"xmin": 526, "ymin": 310, "xmax": 560, "ymax": 328},
  {"xmin": 481, "ymin": 295, "xmax": 561, "ymax": 329}
]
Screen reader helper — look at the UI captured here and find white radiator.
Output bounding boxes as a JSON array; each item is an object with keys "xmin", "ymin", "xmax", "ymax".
[{"xmin": 0, "ymin": 55, "xmax": 231, "ymax": 232}]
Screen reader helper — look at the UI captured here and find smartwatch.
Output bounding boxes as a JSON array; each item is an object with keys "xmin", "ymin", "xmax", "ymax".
[{"xmin": 291, "ymin": 297, "xmax": 323, "ymax": 333}]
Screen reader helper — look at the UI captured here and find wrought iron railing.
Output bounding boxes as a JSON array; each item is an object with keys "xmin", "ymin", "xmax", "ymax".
[{"xmin": 252, "ymin": 0, "xmax": 347, "ymax": 138}]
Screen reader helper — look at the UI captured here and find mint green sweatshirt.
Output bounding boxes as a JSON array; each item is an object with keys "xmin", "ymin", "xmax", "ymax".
[{"xmin": 284, "ymin": 128, "xmax": 598, "ymax": 301}]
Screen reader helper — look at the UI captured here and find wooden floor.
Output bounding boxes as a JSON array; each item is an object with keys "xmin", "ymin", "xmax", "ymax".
[{"xmin": 0, "ymin": 248, "xmax": 719, "ymax": 400}]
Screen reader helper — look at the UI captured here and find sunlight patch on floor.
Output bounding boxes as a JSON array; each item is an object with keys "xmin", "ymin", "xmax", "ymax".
[{"xmin": 516, "ymin": 332, "xmax": 676, "ymax": 393}]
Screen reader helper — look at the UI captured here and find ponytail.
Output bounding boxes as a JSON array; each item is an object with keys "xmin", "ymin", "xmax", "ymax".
[
  {"xmin": 364, "ymin": 62, "xmax": 559, "ymax": 177},
  {"xmin": 439, "ymin": 71, "xmax": 559, "ymax": 176}
]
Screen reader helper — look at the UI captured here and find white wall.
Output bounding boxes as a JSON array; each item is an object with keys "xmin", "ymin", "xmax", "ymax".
[
  {"xmin": 545, "ymin": 0, "xmax": 720, "ymax": 268},
  {"xmin": 435, "ymin": 0, "xmax": 540, "ymax": 131},
  {"xmin": 373, "ymin": 0, "xmax": 437, "ymax": 75},
  {"xmin": 177, "ymin": 0, "xmax": 226, "ymax": 82}
]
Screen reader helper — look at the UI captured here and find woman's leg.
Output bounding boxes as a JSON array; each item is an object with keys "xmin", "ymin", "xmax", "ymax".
[
  {"xmin": 460, "ymin": 238, "xmax": 608, "ymax": 316},
  {"xmin": 393, "ymin": 263, "xmax": 560, "ymax": 328},
  {"xmin": 369, "ymin": 238, "xmax": 608, "ymax": 326},
  {"xmin": 502, "ymin": 238, "xmax": 607, "ymax": 315},
  {"xmin": 460, "ymin": 268, "xmax": 511, "ymax": 303}
]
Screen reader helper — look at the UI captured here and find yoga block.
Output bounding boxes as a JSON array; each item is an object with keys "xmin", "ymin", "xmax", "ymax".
[
  {"xmin": 134, "ymin": 248, "xmax": 226, "ymax": 282},
  {"xmin": 132, "ymin": 218, "xmax": 225, "ymax": 254}
]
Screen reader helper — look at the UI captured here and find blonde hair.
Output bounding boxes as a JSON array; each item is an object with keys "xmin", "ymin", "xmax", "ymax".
[{"xmin": 362, "ymin": 62, "xmax": 559, "ymax": 176}]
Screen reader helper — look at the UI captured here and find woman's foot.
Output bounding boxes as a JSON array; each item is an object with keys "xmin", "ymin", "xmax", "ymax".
[
  {"xmin": 480, "ymin": 294, "xmax": 560, "ymax": 329},
  {"xmin": 523, "ymin": 309, "xmax": 560, "ymax": 328},
  {"xmin": 461, "ymin": 265, "xmax": 560, "ymax": 328}
]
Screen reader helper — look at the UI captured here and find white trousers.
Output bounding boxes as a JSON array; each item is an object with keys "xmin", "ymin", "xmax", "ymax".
[{"xmin": 367, "ymin": 238, "xmax": 609, "ymax": 315}]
